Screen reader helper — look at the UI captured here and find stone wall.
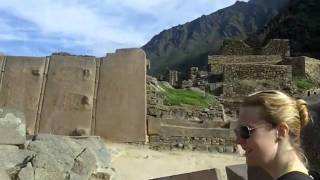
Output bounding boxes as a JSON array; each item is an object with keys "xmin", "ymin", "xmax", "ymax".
[
  {"xmin": 222, "ymin": 80, "xmax": 293, "ymax": 99},
  {"xmin": 280, "ymin": 56, "xmax": 320, "ymax": 84},
  {"xmin": 0, "ymin": 56, "xmax": 46, "ymax": 135},
  {"xmin": 0, "ymin": 49, "xmax": 147, "ymax": 143},
  {"xmin": 222, "ymin": 64, "xmax": 293, "ymax": 98},
  {"xmin": 279, "ymin": 57, "xmax": 306, "ymax": 77},
  {"xmin": 223, "ymin": 64, "xmax": 292, "ymax": 82},
  {"xmin": 221, "ymin": 39, "xmax": 290, "ymax": 56},
  {"xmin": 208, "ymin": 55, "xmax": 282, "ymax": 65},
  {"xmin": 146, "ymin": 78, "xmax": 235, "ymax": 152},
  {"xmin": 208, "ymin": 55, "xmax": 283, "ymax": 74},
  {"xmin": 304, "ymin": 56, "xmax": 320, "ymax": 84},
  {"xmin": 221, "ymin": 40, "xmax": 254, "ymax": 55},
  {"xmin": 95, "ymin": 49, "xmax": 146, "ymax": 143},
  {"xmin": 39, "ymin": 55, "xmax": 96, "ymax": 136}
]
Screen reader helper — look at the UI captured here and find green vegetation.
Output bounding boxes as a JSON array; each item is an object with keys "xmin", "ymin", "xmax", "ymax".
[
  {"xmin": 160, "ymin": 86, "xmax": 218, "ymax": 108},
  {"xmin": 293, "ymin": 77, "xmax": 317, "ymax": 91}
]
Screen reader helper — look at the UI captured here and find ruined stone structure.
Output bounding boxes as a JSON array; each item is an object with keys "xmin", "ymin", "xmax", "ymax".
[
  {"xmin": 280, "ymin": 56, "xmax": 320, "ymax": 84},
  {"xmin": 221, "ymin": 39, "xmax": 290, "ymax": 57},
  {"xmin": 0, "ymin": 49, "xmax": 147, "ymax": 143},
  {"xmin": 164, "ymin": 69, "xmax": 180, "ymax": 87},
  {"xmin": 146, "ymin": 76, "xmax": 235, "ymax": 152},
  {"xmin": 186, "ymin": 67, "xmax": 208, "ymax": 90},
  {"xmin": 208, "ymin": 39, "xmax": 320, "ymax": 102}
]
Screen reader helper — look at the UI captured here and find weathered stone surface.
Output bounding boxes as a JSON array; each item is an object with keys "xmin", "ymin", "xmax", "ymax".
[
  {"xmin": 208, "ymin": 55, "xmax": 282, "ymax": 69},
  {"xmin": 0, "ymin": 148, "xmax": 34, "ymax": 170},
  {"xmin": 73, "ymin": 136, "xmax": 111, "ymax": 170},
  {"xmin": 223, "ymin": 64, "xmax": 292, "ymax": 82},
  {"xmin": 39, "ymin": 55, "xmax": 96, "ymax": 135},
  {"xmin": 150, "ymin": 168, "xmax": 222, "ymax": 180},
  {"xmin": 90, "ymin": 171, "xmax": 111, "ymax": 180},
  {"xmin": 0, "ymin": 109, "xmax": 26, "ymax": 145},
  {"xmin": 221, "ymin": 39, "xmax": 289, "ymax": 56},
  {"xmin": 34, "ymin": 168, "xmax": 65, "ymax": 180},
  {"xmin": 96, "ymin": 49, "xmax": 146, "ymax": 142},
  {"xmin": 0, "ymin": 56, "xmax": 46, "ymax": 135},
  {"xmin": 18, "ymin": 162, "xmax": 34, "ymax": 180},
  {"xmin": 28, "ymin": 134, "xmax": 97, "ymax": 179},
  {"xmin": 0, "ymin": 169, "xmax": 11, "ymax": 180},
  {"xmin": 0, "ymin": 145, "xmax": 19, "ymax": 150}
]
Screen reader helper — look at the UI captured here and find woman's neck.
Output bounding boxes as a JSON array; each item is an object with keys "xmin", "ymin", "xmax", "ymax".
[{"xmin": 262, "ymin": 149, "xmax": 308, "ymax": 180}]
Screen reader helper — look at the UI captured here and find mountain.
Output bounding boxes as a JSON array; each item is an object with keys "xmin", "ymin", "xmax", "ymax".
[
  {"xmin": 142, "ymin": 0, "xmax": 290, "ymax": 76},
  {"xmin": 252, "ymin": 0, "xmax": 320, "ymax": 58}
]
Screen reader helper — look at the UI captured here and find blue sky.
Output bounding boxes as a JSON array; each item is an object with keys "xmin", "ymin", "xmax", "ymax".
[{"xmin": 0, "ymin": 0, "xmax": 248, "ymax": 57}]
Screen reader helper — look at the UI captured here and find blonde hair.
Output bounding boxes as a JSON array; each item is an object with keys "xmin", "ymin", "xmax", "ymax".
[{"xmin": 241, "ymin": 90, "xmax": 310, "ymax": 146}]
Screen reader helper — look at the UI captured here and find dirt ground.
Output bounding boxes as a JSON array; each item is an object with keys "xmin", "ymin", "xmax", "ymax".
[{"xmin": 105, "ymin": 142, "xmax": 245, "ymax": 180}]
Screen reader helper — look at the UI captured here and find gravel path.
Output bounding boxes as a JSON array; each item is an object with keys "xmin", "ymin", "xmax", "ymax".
[{"xmin": 105, "ymin": 142, "xmax": 245, "ymax": 180}]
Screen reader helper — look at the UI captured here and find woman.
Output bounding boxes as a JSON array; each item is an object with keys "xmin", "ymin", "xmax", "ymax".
[{"xmin": 234, "ymin": 90, "xmax": 315, "ymax": 180}]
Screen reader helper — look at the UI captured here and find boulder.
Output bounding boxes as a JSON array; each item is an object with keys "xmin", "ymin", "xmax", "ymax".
[{"xmin": 0, "ymin": 109, "xmax": 26, "ymax": 145}]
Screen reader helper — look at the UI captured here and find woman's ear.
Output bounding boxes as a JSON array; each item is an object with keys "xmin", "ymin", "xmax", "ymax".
[{"xmin": 276, "ymin": 123, "xmax": 289, "ymax": 141}]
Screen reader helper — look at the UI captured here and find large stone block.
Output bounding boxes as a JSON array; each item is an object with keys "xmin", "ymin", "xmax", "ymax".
[
  {"xmin": 18, "ymin": 163, "xmax": 34, "ymax": 180},
  {"xmin": 150, "ymin": 168, "xmax": 222, "ymax": 180},
  {"xmin": 0, "ymin": 147, "xmax": 34, "ymax": 170},
  {"xmin": 34, "ymin": 168, "xmax": 65, "ymax": 180},
  {"xmin": 72, "ymin": 136, "xmax": 111, "ymax": 170},
  {"xmin": 0, "ymin": 109, "xmax": 26, "ymax": 145},
  {"xmin": 28, "ymin": 134, "xmax": 104, "ymax": 179},
  {"xmin": 39, "ymin": 55, "xmax": 96, "ymax": 135},
  {"xmin": 95, "ymin": 49, "xmax": 147, "ymax": 142},
  {"xmin": 0, "ymin": 56, "xmax": 46, "ymax": 135},
  {"xmin": 28, "ymin": 134, "xmax": 95, "ymax": 172}
]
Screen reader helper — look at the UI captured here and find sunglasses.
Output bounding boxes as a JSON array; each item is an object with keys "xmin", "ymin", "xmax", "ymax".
[{"xmin": 234, "ymin": 126, "xmax": 257, "ymax": 139}]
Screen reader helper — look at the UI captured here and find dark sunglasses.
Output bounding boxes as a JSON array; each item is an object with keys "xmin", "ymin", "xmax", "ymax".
[{"xmin": 234, "ymin": 126, "xmax": 256, "ymax": 139}]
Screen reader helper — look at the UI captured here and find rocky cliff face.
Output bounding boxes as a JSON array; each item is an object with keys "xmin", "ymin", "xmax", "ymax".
[
  {"xmin": 251, "ymin": 0, "xmax": 320, "ymax": 59},
  {"xmin": 142, "ymin": 0, "xmax": 289, "ymax": 76}
]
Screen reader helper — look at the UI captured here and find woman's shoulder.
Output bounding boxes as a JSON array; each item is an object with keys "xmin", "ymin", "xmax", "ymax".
[{"xmin": 277, "ymin": 171, "xmax": 314, "ymax": 180}]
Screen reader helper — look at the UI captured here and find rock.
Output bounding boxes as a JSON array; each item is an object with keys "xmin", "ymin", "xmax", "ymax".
[
  {"xmin": 28, "ymin": 134, "xmax": 96, "ymax": 179},
  {"xmin": 0, "ymin": 148, "xmax": 34, "ymax": 170},
  {"xmin": 71, "ymin": 148, "xmax": 96, "ymax": 179},
  {"xmin": 0, "ymin": 109, "xmax": 26, "ymax": 145},
  {"xmin": 0, "ymin": 169, "xmax": 10, "ymax": 180},
  {"xmin": 73, "ymin": 136, "xmax": 111, "ymax": 170},
  {"xmin": 225, "ymin": 146, "xmax": 235, "ymax": 153},
  {"xmin": 0, "ymin": 145, "xmax": 19, "ymax": 150},
  {"xmin": 69, "ymin": 172, "xmax": 89, "ymax": 180},
  {"xmin": 160, "ymin": 81, "xmax": 174, "ymax": 89},
  {"xmin": 189, "ymin": 87, "xmax": 205, "ymax": 95},
  {"xmin": 27, "ymin": 134, "xmax": 112, "ymax": 179},
  {"xmin": 217, "ymin": 146, "xmax": 225, "ymax": 153},
  {"xmin": 18, "ymin": 163, "xmax": 34, "ymax": 180},
  {"xmin": 90, "ymin": 168, "xmax": 114, "ymax": 180},
  {"xmin": 34, "ymin": 168, "xmax": 65, "ymax": 180}
]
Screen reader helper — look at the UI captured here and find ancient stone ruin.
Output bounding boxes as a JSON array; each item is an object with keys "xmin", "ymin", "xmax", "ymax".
[
  {"xmin": 207, "ymin": 39, "xmax": 320, "ymax": 112},
  {"xmin": 0, "ymin": 109, "xmax": 112, "ymax": 180},
  {"xmin": 0, "ymin": 49, "xmax": 147, "ymax": 143},
  {"xmin": 0, "ymin": 43, "xmax": 319, "ymax": 180}
]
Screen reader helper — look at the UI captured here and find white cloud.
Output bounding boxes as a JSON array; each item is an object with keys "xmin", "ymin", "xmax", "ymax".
[{"xmin": 0, "ymin": 0, "xmax": 247, "ymax": 56}]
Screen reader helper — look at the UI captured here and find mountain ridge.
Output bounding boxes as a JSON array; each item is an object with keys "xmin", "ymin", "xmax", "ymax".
[{"xmin": 142, "ymin": 0, "xmax": 290, "ymax": 76}]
